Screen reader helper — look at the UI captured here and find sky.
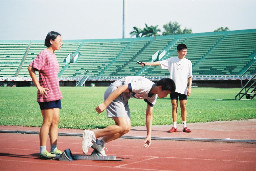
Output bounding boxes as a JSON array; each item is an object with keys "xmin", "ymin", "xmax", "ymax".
[{"xmin": 0, "ymin": 0, "xmax": 255, "ymax": 40}]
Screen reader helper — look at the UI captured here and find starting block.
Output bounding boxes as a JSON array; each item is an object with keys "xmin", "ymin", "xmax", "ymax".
[{"xmin": 58, "ymin": 149, "xmax": 121, "ymax": 161}]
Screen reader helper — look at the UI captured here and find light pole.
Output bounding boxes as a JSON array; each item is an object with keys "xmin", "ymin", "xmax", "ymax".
[{"xmin": 122, "ymin": 0, "xmax": 125, "ymax": 38}]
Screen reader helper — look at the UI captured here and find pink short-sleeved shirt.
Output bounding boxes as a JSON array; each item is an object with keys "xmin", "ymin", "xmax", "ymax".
[{"xmin": 29, "ymin": 49, "xmax": 63, "ymax": 102}]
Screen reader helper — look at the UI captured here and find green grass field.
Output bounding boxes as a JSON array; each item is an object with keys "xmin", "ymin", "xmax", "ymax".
[{"xmin": 0, "ymin": 87, "xmax": 255, "ymax": 129}]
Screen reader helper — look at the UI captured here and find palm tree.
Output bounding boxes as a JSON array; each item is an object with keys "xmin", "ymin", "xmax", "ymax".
[
  {"xmin": 130, "ymin": 27, "xmax": 143, "ymax": 38},
  {"xmin": 141, "ymin": 24, "xmax": 161, "ymax": 37},
  {"xmin": 162, "ymin": 21, "xmax": 180, "ymax": 35},
  {"xmin": 214, "ymin": 27, "xmax": 230, "ymax": 32},
  {"xmin": 162, "ymin": 21, "xmax": 192, "ymax": 35}
]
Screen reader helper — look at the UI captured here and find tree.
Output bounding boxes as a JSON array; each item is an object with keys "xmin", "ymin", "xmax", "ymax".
[
  {"xmin": 130, "ymin": 21, "xmax": 192, "ymax": 38},
  {"xmin": 214, "ymin": 27, "xmax": 230, "ymax": 32},
  {"xmin": 141, "ymin": 24, "xmax": 161, "ymax": 37},
  {"xmin": 130, "ymin": 24, "xmax": 161, "ymax": 38},
  {"xmin": 162, "ymin": 21, "xmax": 192, "ymax": 35},
  {"xmin": 182, "ymin": 28, "xmax": 193, "ymax": 34},
  {"xmin": 130, "ymin": 27, "xmax": 143, "ymax": 38}
]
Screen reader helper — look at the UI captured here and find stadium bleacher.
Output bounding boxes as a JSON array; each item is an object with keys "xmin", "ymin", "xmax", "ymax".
[
  {"xmin": 193, "ymin": 32, "xmax": 256, "ymax": 75},
  {"xmin": 17, "ymin": 42, "xmax": 45, "ymax": 77},
  {"xmin": 63, "ymin": 40, "xmax": 131, "ymax": 77},
  {"xmin": 101, "ymin": 39, "xmax": 150, "ymax": 76},
  {"xmin": 0, "ymin": 29, "xmax": 255, "ymax": 82},
  {"xmin": 17, "ymin": 41, "xmax": 81, "ymax": 77},
  {"xmin": 0, "ymin": 41, "xmax": 30, "ymax": 77},
  {"xmin": 117, "ymin": 36, "xmax": 175, "ymax": 76}
]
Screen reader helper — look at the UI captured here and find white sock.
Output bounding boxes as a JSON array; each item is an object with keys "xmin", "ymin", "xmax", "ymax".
[
  {"xmin": 91, "ymin": 131, "xmax": 96, "ymax": 142},
  {"xmin": 183, "ymin": 121, "xmax": 187, "ymax": 128},
  {"xmin": 40, "ymin": 146, "xmax": 46, "ymax": 154},
  {"xmin": 173, "ymin": 122, "xmax": 177, "ymax": 128}
]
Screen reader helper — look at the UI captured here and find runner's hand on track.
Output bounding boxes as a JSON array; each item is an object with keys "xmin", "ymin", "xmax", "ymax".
[{"xmin": 144, "ymin": 136, "xmax": 151, "ymax": 148}]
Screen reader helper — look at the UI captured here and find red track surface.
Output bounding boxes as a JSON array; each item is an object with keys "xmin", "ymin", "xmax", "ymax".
[{"xmin": 1, "ymin": 120, "xmax": 256, "ymax": 171}]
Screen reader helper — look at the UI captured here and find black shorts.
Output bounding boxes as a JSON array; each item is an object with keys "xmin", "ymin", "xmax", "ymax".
[
  {"xmin": 38, "ymin": 100, "xmax": 62, "ymax": 110},
  {"xmin": 170, "ymin": 92, "xmax": 187, "ymax": 100}
]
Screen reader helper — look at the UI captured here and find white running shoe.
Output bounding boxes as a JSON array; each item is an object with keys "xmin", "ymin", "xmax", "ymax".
[
  {"xmin": 82, "ymin": 130, "xmax": 96, "ymax": 154},
  {"xmin": 92, "ymin": 142, "xmax": 106, "ymax": 156}
]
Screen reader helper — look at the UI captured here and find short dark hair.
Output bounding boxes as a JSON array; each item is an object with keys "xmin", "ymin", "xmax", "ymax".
[
  {"xmin": 156, "ymin": 78, "xmax": 176, "ymax": 93},
  {"xmin": 177, "ymin": 44, "xmax": 187, "ymax": 51},
  {"xmin": 44, "ymin": 31, "xmax": 61, "ymax": 47}
]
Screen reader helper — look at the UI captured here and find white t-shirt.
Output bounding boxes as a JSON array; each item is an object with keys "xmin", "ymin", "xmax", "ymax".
[
  {"xmin": 112, "ymin": 76, "xmax": 157, "ymax": 106},
  {"xmin": 160, "ymin": 57, "xmax": 192, "ymax": 95}
]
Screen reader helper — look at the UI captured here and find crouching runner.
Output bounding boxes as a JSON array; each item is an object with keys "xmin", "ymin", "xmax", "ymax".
[{"xmin": 82, "ymin": 76, "xmax": 176, "ymax": 156}]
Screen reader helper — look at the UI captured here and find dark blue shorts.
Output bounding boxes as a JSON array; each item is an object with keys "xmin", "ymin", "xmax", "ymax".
[
  {"xmin": 38, "ymin": 100, "xmax": 62, "ymax": 110},
  {"xmin": 170, "ymin": 92, "xmax": 187, "ymax": 100}
]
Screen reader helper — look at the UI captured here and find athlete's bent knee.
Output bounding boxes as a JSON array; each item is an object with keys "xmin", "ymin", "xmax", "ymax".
[{"xmin": 119, "ymin": 125, "xmax": 130, "ymax": 135}]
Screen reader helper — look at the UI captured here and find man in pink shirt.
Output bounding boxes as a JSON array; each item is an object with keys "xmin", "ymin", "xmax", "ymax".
[{"xmin": 28, "ymin": 31, "xmax": 63, "ymax": 159}]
